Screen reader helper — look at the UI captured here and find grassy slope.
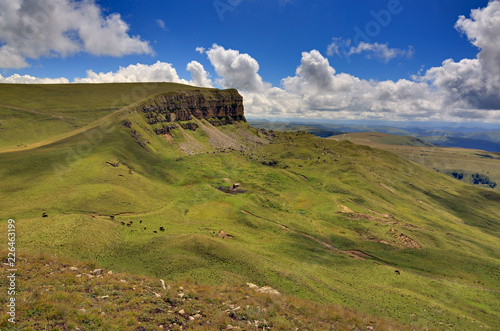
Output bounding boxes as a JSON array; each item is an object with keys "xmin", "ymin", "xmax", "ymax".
[
  {"xmin": 330, "ymin": 132, "xmax": 500, "ymax": 192},
  {"xmin": 0, "ymin": 83, "xmax": 212, "ymax": 151},
  {"xmin": 0, "ymin": 251, "xmax": 410, "ymax": 330},
  {"xmin": 332, "ymin": 132, "xmax": 434, "ymax": 147},
  {"xmin": 0, "ymin": 84, "xmax": 499, "ymax": 330}
]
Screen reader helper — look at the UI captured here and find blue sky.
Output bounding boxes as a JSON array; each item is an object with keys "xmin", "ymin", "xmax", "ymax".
[{"xmin": 1, "ymin": 0, "xmax": 499, "ymax": 123}]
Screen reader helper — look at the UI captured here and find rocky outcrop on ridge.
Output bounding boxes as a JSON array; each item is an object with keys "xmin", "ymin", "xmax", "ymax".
[{"xmin": 140, "ymin": 89, "xmax": 245, "ymax": 132}]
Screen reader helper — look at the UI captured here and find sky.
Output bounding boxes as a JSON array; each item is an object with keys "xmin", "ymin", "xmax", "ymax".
[{"xmin": 0, "ymin": 0, "xmax": 499, "ymax": 123}]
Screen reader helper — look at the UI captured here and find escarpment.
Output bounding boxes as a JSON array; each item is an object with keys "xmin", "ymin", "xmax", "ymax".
[{"xmin": 139, "ymin": 89, "xmax": 245, "ymax": 133}]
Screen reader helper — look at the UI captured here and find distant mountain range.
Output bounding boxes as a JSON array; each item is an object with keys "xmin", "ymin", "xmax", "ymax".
[{"xmin": 248, "ymin": 119, "xmax": 500, "ymax": 152}]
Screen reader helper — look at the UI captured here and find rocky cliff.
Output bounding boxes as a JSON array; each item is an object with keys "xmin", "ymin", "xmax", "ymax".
[{"xmin": 140, "ymin": 89, "xmax": 245, "ymax": 132}]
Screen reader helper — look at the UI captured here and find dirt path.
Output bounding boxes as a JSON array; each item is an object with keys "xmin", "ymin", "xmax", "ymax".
[
  {"xmin": 240, "ymin": 210, "xmax": 378, "ymax": 260},
  {"xmin": 239, "ymin": 210, "xmax": 500, "ymax": 294},
  {"xmin": 347, "ymin": 198, "xmax": 393, "ymax": 219}
]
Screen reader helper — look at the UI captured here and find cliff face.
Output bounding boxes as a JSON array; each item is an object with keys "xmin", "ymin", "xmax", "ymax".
[{"xmin": 140, "ymin": 89, "xmax": 245, "ymax": 131}]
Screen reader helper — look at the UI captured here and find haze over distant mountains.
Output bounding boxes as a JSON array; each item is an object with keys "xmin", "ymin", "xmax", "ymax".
[{"xmin": 248, "ymin": 119, "xmax": 500, "ymax": 152}]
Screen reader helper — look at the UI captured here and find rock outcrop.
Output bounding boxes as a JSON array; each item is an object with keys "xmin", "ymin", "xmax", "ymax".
[{"xmin": 140, "ymin": 89, "xmax": 245, "ymax": 132}]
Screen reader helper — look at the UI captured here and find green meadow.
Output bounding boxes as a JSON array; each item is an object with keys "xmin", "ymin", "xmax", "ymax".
[
  {"xmin": 1, "ymin": 83, "xmax": 499, "ymax": 330},
  {"xmin": 330, "ymin": 132, "xmax": 500, "ymax": 193}
]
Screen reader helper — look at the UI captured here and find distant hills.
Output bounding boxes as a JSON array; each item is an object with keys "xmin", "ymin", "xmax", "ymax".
[
  {"xmin": 1, "ymin": 84, "xmax": 499, "ymax": 329},
  {"xmin": 248, "ymin": 119, "xmax": 500, "ymax": 152}
]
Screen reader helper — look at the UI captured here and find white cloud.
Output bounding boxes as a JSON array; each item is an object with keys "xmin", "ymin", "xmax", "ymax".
[
  {"xmin": 0, "ymin": 45, "xmax": 29, "ymax": 69},
  {"xmin": 327, "ymin": 38, "xmax": 413, "ymax": 63},
  {"xmin": 283, "ymin": 50, "xmax": 342, "ymax": 94},
  {"xmin": 156, "ymin": 19, "xmax": 166, "ymax": 31},
  {"xmin": 205, "ymin": 44, "xmax": 271, "ymax": 92},
  {"xmin": 276, "ymin": 50, "xmax": 441, "ymax": 120},
  {"xmin": 456, "ymin": 0, "xmax": 500, "ymax": 87},
  {"xmin": 186, "ymin": 61, "xmax": 213, "ymax": 87},
  {"xmin": 0, "ymin": 73, "xmax": 69, "ymax": 84},
  {"xmin": 326, "ymin": 37, "xmax": 348, "ymax": 57},
  {"xmin": 2, "ymin": 2, "xmax": 500, "ymax": 123},
  {"xmin": 419, "ymin": 0, "xmax": 500, "ymax": 111},
  {"xmin": 0, "ymin": 0, "xmax": 152, "ymax": 68},
  {"xmin": 195, "ymin": 47, "xmax": 205, "ymax": 54},
  {"xmin": 73, "ymin": 61, "xmax": 188, "ymax": 84},
  {"xmin": 348, "ymin": 42, "xmax": 414, "ymax": 63}
]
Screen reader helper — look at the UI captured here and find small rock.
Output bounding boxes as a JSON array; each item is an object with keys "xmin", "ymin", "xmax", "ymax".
[
  {"xmin": 178, "ymin": 293, "xmax": 185, "ymax": 298},
  {"xmin": 189, "ymin": 316, "xmax": 195, "ymax": 321},
  {"xmin": 120, "ymin": 279, "xmax": 127, "ymax": 283},
  {"xmin": 178, "ymin": 309, "xmax": 185, "ymax": 315},
  {"xmin": 153, "ymin": 292, "xmax": 161, "ymax": 298},
  {"xmin": 69, "ymin": 267, "xmax": 78, "ymax": 271},
  {"xmin": 107, "ymin": 270, "xmax": 113, "ymax": 275},
  {"xmin": 75, "ymin": 274, "xmax": 82, "ymax": 278},
  {"xmin": 98, "ymin": 295, "xmax": 109, "ymax": 299},
  {"xmin": 79, "ymin": 308, "xmax": 86, "ymax": 314},
  {"xmin": 193, "ymin": 314, "xmax": 202, "ymax": 319},
  {"xmin": 92, "ymin": 269, "xmax": 103, "ymax": 275}
]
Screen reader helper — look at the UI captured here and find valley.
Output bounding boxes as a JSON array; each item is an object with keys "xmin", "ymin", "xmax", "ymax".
[
  {"xmin": 1, "ymin": 83, "xmax": 499, "ymax": 330},
  {"xmin": 328, "ymin": 132, "xmax": 500, "ymax": 193}
]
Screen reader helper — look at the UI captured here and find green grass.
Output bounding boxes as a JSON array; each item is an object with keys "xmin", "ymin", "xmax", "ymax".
[
  {"xmin": 0, "ymin": 82, "xmax": 216, "ymax": 151},
  {"xmin": 0, "ymin": 83, "xmax": 499, "ymax": 329},
  {"xmin": 0, "ymin": 251, "xmax": 412, "ymax": 330},
  {"xmin": 330, "ymin": 131, "xmax": 500, "ymax": 192}
]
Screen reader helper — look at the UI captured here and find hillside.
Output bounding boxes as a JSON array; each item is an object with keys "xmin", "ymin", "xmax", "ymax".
[
  {"xmin": 0, "ymin": 83, "xmax": 217, "ymax": 152},
  {"xmin": 1, "ymin": 83, "xmax": 500, "ymax": 330},
  {"xmin": 422, "ymin": 135, "xmax": 500, "ymax": 152},
  {"xmin": 331, "ymin": 132, "xmax": 434, "ymax": 147},
  {"xmin": 249, "ymin": 120, "xmax": 500, "ymax": 152},
  {"xmin": 330, "ymin": 132, "xmax": 500, "ymax": 192},
  {"xmin": 0, "ymin": 251, "xmax": 410, "ymax": 330}
]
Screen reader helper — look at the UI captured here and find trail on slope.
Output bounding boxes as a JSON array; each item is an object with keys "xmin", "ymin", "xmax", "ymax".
[{"xmin": 240, "ymin": 210, "xmax": 371, "ymax": 260}]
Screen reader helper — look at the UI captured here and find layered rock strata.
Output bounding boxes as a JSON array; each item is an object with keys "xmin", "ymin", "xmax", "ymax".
[{"xmin": 140, "ymin": 89, "xmax": 245, "ymax": 132}]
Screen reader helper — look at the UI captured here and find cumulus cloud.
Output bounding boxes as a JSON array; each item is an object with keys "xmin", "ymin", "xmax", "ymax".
[
  {"xmin": 283, "ymin": 50, "xmax": 336, "ymax": 93},
  {"xmin": 186, "ymin": 61, "xmax": 213, "ymax": 87},
  {"xmin": 0, "ymin": 73, "xmax": 69, "ymax": 84},
  {"xmin": 3, "ymin": 2, "xmax": 500, "ymax": 122},
  {"xmin": 0, "ymin": 45, "xmax": 29, "ymax": 69},
  {"xmin": 0, "ymin": 60, "xmax": 210, "ymax": 87},
  {"xmin": 205, "ymin": 44, "xmax": 271, "ymax": 92},
  {"xmin": 268, "ymin": 50, "xmax": 441, "ymax": 121},
  {"xmin": 73, "ymin": 61, "xmax": 188, "ymax": 84},
  {"xmin": 327, "ymin": 38, "xmax": 414, "ymax": 63},
  {"xmin": 419, "ymin": 0, "xmax": 500, "ymax": 111},
  {"xmin": 0, "ymin": 0, "xmax": 152, "ymax": 68},
  {"xmin": 456, "ymin": 0, "xmax": 500, "ymax": 87}
]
